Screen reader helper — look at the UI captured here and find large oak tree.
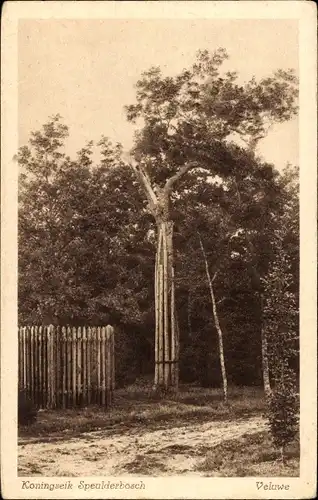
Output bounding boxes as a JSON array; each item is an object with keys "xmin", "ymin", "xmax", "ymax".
[{"xmin": 124, "ymin": 48, "xmax": 298, "ymax": 391}]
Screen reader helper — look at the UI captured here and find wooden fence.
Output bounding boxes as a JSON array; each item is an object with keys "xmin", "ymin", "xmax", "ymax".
[{"xmin": 18, "ymin": 325, "xmax": 115, "ymax": 409}]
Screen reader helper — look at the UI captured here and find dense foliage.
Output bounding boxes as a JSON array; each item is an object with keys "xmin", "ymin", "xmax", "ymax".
[{"xmin": 18, "ymin": 50, "xmax": 299, "ymax": 392}]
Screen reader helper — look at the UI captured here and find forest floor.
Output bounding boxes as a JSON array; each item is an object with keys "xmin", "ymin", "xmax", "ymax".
[{"xmin": 18, "ymin": 384, "xmax": 299, "ymax": 477}]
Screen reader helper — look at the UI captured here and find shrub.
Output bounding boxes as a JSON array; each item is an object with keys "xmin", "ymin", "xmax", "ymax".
[
  {"xmin": 267, "ymin": 364, "xmax": 299, "ymax": 461},
  {"xmin": 18, "ymin": 390, "xmax": 38, "ymax": 426},
  {"xmin": 263, "ymin": 245, "xmax": 299, "ymax": 462}
]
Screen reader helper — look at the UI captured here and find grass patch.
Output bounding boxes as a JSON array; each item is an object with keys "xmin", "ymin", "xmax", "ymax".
[
  {"xmin": 160, "ymin": 444, "xmax": 193, "ymax": 453},
  {"xmin": 197, "ymin": 431, "xmax": 299, "ymax": 477},
  {"xmin": 19, "ymin": 384, "xmax": 265, "ymax": 441},
  {"xmin": 120, "ymin": 454, "xmax": 168, "ymax": 475}
]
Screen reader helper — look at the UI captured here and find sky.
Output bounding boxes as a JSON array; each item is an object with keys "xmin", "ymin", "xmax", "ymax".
[{"xmin": 18, "ymin": 18, "xmax": 299, "ymax": 171}]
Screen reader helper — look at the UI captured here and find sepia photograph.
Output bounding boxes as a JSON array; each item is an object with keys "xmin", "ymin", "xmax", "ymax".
[{"xmin": 1, "ymin": 1, "xmax": 317, "ymax": 499}]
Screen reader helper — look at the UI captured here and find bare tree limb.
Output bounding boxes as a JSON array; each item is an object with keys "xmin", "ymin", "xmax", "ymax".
[
  {"xmin": 216, "ymin": 297, "xmax": 226, "ymax": 306},
  {"xmin": 164, "ymin": 162, "xmax": 198, "ymax": 194},
  {"xmin": 127, "ymin": 158, "xmax": 158, "ymax": 215},
  {"xmin": 212, "ymin": 270, "xmax": 219, "ymax": 283}
]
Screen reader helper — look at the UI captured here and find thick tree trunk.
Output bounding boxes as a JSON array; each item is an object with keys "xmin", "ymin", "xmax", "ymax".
[
  {"xmin": 198, "ymin": 234, "xmax": 228, "ymax": 402},
  {"xmin": 127, "ymin": 158, "xmax": 195, "ymax": 392},
  {"xmin": 154, "ymin": 220, "xmax": 178, "ymax": 391}
]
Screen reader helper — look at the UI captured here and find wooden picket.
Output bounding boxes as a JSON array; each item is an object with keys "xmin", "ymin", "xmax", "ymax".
[{"xmin": 18, "ymin": 325, "xmax": 115, "ymax": 409}]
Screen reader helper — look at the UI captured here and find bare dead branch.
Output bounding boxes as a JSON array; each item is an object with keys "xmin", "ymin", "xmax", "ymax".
[
  {"xmin": 128, "ymin": 161, "xmax": 158, "ymax": 215},
  {"xmin": 164, "ymin": 162, "xmax": 198, "ymax": 193}
]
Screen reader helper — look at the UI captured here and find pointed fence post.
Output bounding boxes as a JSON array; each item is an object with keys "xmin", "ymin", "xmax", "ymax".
[{"xmin": 47, "ymin": 325, "xmax": 56, "ymax": 409}]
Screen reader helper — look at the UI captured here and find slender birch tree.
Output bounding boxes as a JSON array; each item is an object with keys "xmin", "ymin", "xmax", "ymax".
[{"xmin": 198, "ymin": 233, "xmax": 228, "ymax": 402}]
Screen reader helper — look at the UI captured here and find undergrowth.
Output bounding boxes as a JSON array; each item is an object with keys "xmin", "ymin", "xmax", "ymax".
[
  {"xmin": 19, "ymin": 384, "xmax": 265, "ymax": 440},
  {"xmin": 197, "ymin": 430, "xmax": 299, "ymax": 477}
]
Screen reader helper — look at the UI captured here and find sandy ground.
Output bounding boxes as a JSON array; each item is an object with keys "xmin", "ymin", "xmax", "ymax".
[{"xmin": 18, "ymin": 416, "xmax": 267, "ymax": 476}]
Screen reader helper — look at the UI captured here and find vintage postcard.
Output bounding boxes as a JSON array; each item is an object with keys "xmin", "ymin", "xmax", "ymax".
[{"xmin": 1, "ymin": 1, "xmax": 317, "ymax": 498}]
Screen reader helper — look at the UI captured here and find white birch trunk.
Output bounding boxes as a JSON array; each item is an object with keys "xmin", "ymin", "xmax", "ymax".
[
  {"xmin": 234, "ymin": 177, "xmax": 271, "ymax": 398},
  {"xmin": 198, "ymin": 234, "xmax": 228, "ymax": 402},
  {"xmin": 260, "ymin": 294, "xmax": 271, "ymax": 398}
]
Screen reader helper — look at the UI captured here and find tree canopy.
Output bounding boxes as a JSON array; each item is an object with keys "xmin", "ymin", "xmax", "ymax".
[{"xmin": 18, "ymin": 49, "xmax": 299, "ymax": 389}]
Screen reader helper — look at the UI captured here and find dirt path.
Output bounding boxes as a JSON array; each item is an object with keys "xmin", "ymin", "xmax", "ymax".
[{"xmin": 18, "ymin": 416, "xmax": 267, "ymax": 476}]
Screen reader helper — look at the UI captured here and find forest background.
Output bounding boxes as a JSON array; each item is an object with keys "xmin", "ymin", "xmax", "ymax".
[{"xmin": 18, "ymin": 39, "xmax": 299, "ymax": 391}]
